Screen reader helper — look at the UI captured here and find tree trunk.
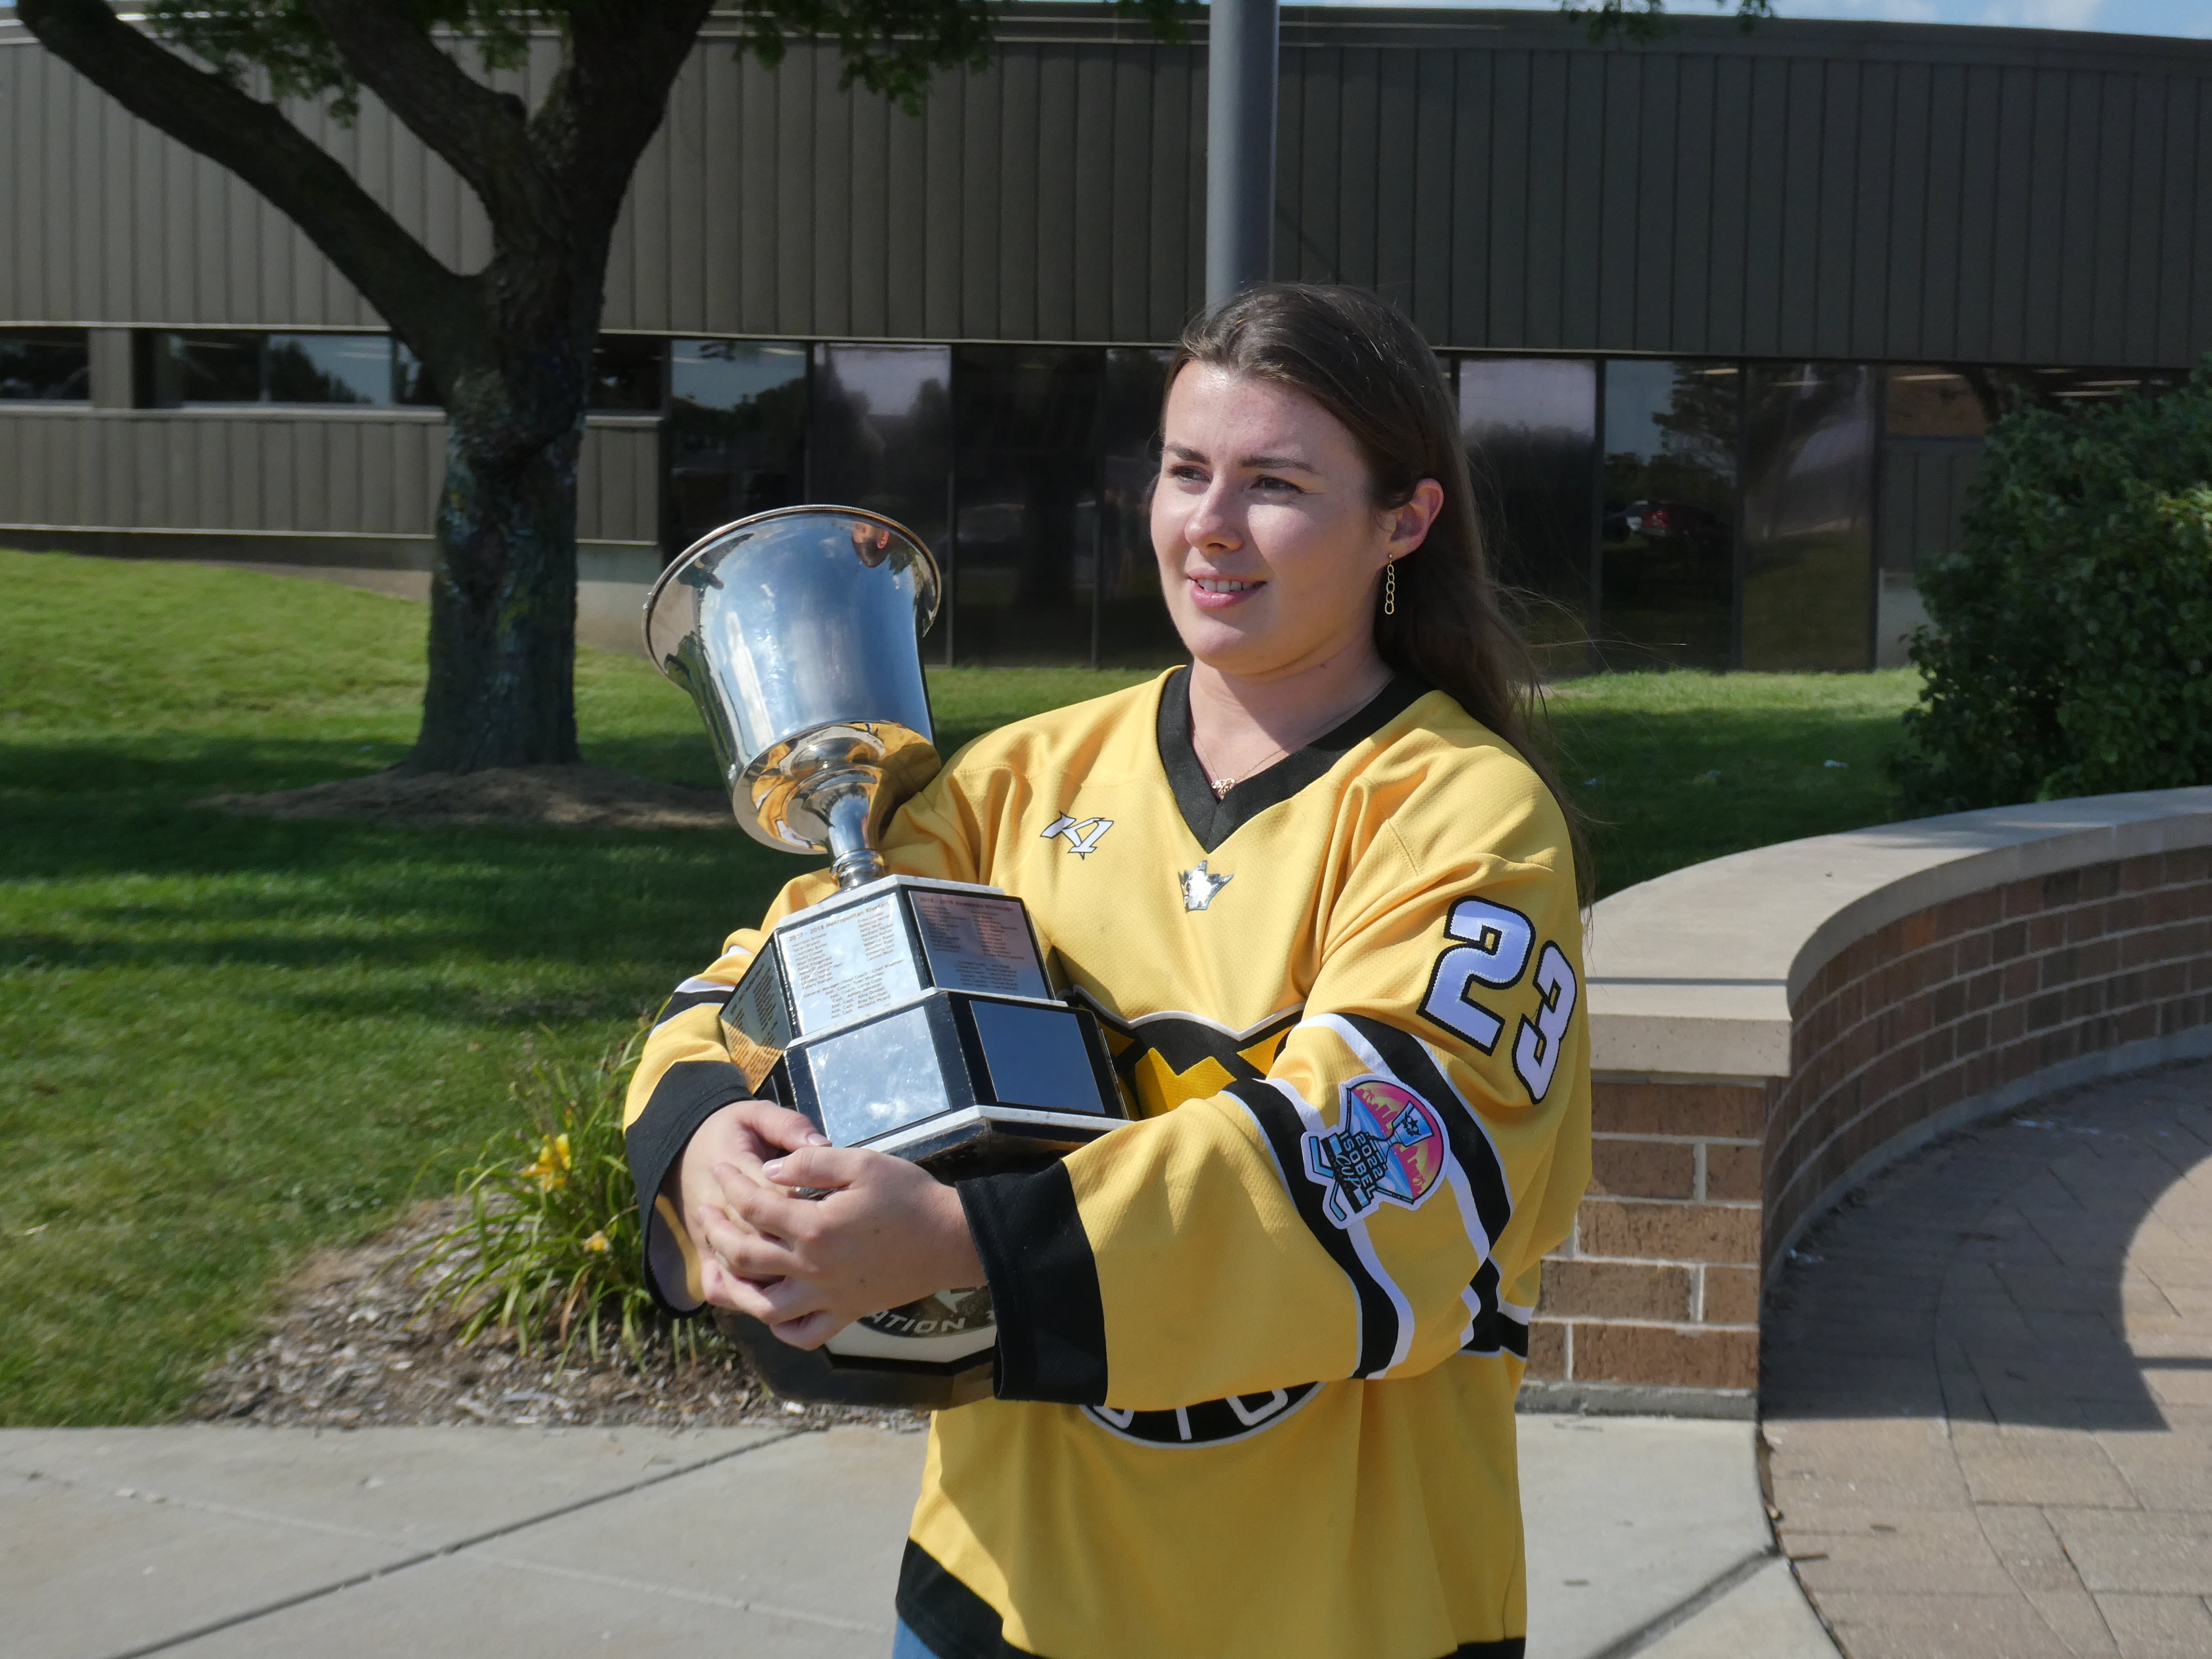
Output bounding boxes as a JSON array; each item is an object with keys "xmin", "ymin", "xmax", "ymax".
[{"xmin": 408, "ymin": 416, "xmax": 585, "ymax": 772}]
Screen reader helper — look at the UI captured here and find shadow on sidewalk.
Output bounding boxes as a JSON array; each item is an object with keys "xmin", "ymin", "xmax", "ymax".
[{"xmin": 1761, "ymin": 1064, "xmax": 2212, "ymax": 1433}]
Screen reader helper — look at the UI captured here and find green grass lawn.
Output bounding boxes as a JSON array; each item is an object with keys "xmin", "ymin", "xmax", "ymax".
[
  {"xmin": 0, "ymin": 549, "xmax": 1916, "ymax": 1424},
  {"xmin": 1548, "ymin": 668, "xmax": 1920, "ymax": 894}
]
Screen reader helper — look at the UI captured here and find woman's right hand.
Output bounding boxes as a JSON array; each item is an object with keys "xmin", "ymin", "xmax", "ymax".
[{"xmin": 672, "ymin": 1100, "xmax": 828, "ymax": 1311}]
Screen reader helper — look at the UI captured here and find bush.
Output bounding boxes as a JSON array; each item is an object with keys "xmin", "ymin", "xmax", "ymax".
[
  {"xmin": 1893, "ymin": 369, "xmax": 2212, "ymax": 814},
  {"xmin": 416, "ymin": 1015, "xmax": 701, "ymax": 1363}
]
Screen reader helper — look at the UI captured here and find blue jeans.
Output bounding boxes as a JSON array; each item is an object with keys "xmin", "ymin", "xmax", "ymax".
[{"xmin": 891, "ymin": 1618, "xmax": 938, "ymax": 1659}]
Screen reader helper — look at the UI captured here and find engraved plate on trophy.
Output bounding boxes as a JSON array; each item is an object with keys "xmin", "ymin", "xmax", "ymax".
[
  {"xmin": 780, "ymin": 892, "xmax": 924, "ymax": 1032},
  {"xmin": 911, "ymin": 890, "xmax": 1052, "ymax": 999}
]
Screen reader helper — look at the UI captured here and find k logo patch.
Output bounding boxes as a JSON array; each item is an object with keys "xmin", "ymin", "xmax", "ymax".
[
  {"xmin": 1303, "ymin": 1078, "xmax": 1448, "ymax": 1227},
  {"xmin": 1041, "ymin": 814, "xmax": 1114, "ymax": 857}
]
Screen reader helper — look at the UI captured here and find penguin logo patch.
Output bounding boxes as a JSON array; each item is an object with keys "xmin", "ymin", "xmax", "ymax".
[{"xmin": 1179, "ymin": 860, "xmax": 1233, "ymax": 912}]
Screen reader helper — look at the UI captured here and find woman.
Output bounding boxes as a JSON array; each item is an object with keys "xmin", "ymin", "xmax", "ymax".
[{"xmin": 623, "ymin": 284, "xmax": 1592, "ymax": 1659}]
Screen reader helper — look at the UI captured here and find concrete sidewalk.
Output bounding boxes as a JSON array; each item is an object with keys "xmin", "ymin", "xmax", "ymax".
[{"xmin": 1, "ymin": 1412, "xmax": 1833, "ymax": 1659}]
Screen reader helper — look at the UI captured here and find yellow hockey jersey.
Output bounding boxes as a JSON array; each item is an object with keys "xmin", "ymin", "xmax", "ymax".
[{"xmin": 623, "ymin": 668, "xmax": 1591, "ymax": 1659}]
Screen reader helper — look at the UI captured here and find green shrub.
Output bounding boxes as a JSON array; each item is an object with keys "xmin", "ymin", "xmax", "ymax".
[
  {"xmin": 1894, "ymin": 369, "xmax": 2212, "ymax": 815},
  {"xmin": 415, "ymin": 1015, "xmax": 701, "ymax": 1363}
]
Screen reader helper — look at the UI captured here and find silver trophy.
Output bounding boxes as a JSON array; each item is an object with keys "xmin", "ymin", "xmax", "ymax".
[{"xmin": 643, "ymin": 505, "xmax": 1129, "ymax": 1407}]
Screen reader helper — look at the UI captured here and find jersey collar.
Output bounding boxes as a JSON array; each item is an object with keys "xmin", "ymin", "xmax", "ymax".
[{"xmin": 1156, "ymin": 667, "xmax": 1428, "ymax": 854}]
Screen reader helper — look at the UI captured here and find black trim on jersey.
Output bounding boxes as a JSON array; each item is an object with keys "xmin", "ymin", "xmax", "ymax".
[
  {"xmin": 622, "ymin": 1058, "xmax": 755, "ymax": 1312},
  {"xmin": 1338, "ymin": 1014, "xmax": 1515, "ymax": 1250},
  {"xmin": 652, "ymin": 983, "xmax": 733, "ymax": 1029},
  {"xmin": 1157, "ymin": 667, "xmax": 1429, "ymax": 853},
  {"xmin": 1083, "ymin": 1381, "xmax": 1323, "ymax": 1446},
  {"xmin": 1225, "ymin": 1077, "xmax": 1400, "ymax": 1378},
  {"xmin": 1461, "ymin": 1257, "xmax": 1530, "ymax": 1359},
  {"xmin": 898, "ymin": 1540, "xmax": 1525, "ymax": 1659},
  {"xmin": 960, "ymin": 1162, "xmax": 1109, "ymax": 1405},
  {"xmin": 1336, "ymin": 1016, "xmax": 1529, "ymax": 1361},
  {"xmin": 1071, "ymin": 992, "xmax": 1302, "ymax": 1111},
  {"xmin": 898, "ymin": 1542, "xmax": 1046, "ymax": 1659}
]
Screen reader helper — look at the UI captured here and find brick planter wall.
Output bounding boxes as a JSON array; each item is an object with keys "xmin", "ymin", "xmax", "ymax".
[
  {"xmin": 1525, "ymin": 803, "xmax": 2212, "ymax": 1417},
  {"xmin": 1766, "ymin": 849, "xmax": 2212, "ymax": 1274},
  {"xmin": 1529, "ymin": 1080, "xmax": 1769, "ymax": 1398}
]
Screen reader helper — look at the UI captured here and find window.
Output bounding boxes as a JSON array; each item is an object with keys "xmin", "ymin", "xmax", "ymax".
[
  {"xmin": 0, "ymin": 329, "xmax": 90, "ymax": 401},
  {"xmin": 1741, "ymin": 365, "xmax": 1875, "ymax": 672},
  {"xmin": 810, "ymin": 343, "xmax": 952, "ymax": 652},
  {"xmin": 1460, "ymin": 357, "xmax": 1598, "ymax": 676},
  {"xmin": 951, "ymin": 346, "xmax": 1106, "ymax": 666},
  {"xmin": 590, "ymin": 335, "xmax": 664, "ymax": 412},
  {"xmin": 140, "ymin": 331, "xmax": 396, "ymax": 407},
  {"xmin": 1599, "ymin": 360, "xmax": 1740, "ymax": 672},
  {"xmin": 1096, "ymin": 347, "xmax": 1180, "ymax": 667},
  {"xmin": 665, "ymin": 339, "xmax": 807, "ymax": 554},
  {"xmin": 394, "ymin": 341, "xmax": 440, "ymax": 406},
  {"xmin": 265, "ymin": 334, "xmax": 392, "ymax": 405}
]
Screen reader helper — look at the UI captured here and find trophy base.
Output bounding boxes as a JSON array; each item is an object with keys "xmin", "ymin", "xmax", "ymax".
[
  {"xmin": 711, "ymin": 1309, "xmax": 998, "ymax": 1409},
  {"xmin": 882, "ymin": 1104, "xmax": 1121, "ymax": 1178}
]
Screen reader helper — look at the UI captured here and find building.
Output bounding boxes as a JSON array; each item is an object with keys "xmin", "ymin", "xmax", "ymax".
[{"xmin": 2, "ymin": 6, "xmax": 2206, "ymax": 666}]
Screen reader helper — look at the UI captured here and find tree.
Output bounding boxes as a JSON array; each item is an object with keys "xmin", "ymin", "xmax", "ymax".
[
  {"xmin": 17, "ymin": 0, "xmax": 1178, "ymax": 772},
  {"xmin": 1891, "ymin": 366, "xmax": 2212, "ymax": 815},
  {"xmin": 1560, "ymin": 0, "xmax": 1773, "ymax": 40}
]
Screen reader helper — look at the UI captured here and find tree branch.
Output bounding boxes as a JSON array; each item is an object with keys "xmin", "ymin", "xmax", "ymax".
[
  {"xmin": 543, "ymin": 0, "xmax": 716, "ymax": 239},
  {"xmin": 301, "ymin": 0, "xmax": 563, "ymax": 256},
  {"xmin": 15, "ymin": 0, "xmax": 476, "ymax": 366}
]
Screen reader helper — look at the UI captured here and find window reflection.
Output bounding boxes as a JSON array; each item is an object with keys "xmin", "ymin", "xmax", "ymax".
[
  {"xmin": 141, "ymin": 330, "xmax": 395, "ymax": 407},
  {"xmin": 0, "ymin": 328, "xmax": 89, "ymax": 401},
  {"xmin": 665, "ymin": 340, "xmax": 807, "ymax": 554},
  {"xmin": 1741, "ymin": 364, "xmax": 1874, "ymax": 672},
  {"xmin": 265, "ymin": 334, "xmax": 390, "ymax": 405},
  {"xmin": 1460, "ymin": 357, "xmax": 1597, "ymax": 677},
  {"xmin": 1877, "ymin": 365, "xmax": 1988, "ymax": 667},
  {"xmin": 951, "ymin": 346, "xmax": 1105, "ymax": 666},
  {"xmin": 811, "ymin": 344, "xmax": 952, "ymax": 651},
  {"xmin": 1599, "ymin": 360, "xmax": 1739, "ymax": 671},
  {"xmin": 589, "ymin": 335, "xmax": 664, "ymax": 412},
  {"xmin": 1883, "ymin": 366, "xmax": 2000, "ymax": 439},
  {"xmin": 394, "ymin": 341, "xmax": 440, "ymax": 407},
  {"xmin": 1098, "ymin": 347, "xmax": 1179, "ymax": 666}
]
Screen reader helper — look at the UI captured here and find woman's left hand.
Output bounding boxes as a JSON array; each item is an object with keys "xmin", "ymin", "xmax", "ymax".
[{"xmin": 691, "ymin": 1145, "xmax": 987, "ymax": 1350}]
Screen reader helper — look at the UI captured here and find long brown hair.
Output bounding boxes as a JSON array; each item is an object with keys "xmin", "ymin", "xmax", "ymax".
[{"xmin": 1167, "ymin": 282, "xmax": 1591, "ymax": 899}]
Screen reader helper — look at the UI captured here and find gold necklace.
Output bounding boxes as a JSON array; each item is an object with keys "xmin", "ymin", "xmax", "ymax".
[
  {"xmin": 1206, "ymin": 741, "xmax": 1291, "ymax": 799},
  {"xmin": 1192, "ymin": 674, "xmax": 1389, "ymax": 800}
]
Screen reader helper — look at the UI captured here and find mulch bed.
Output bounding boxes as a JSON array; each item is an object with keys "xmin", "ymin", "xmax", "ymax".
[
  {"xmin": 186, "ymin": 763, "xmax": 918, "ymax": 1431},
  {"xmin": 190, "ymin": 1200, "xmax": 924, "ymax": 1435},
  {"xmin": 195, "ymin": 764, "xmax": 732, "ymax": 832}
]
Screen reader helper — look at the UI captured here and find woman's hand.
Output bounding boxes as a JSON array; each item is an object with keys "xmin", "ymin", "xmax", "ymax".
[
  {"xmin": 671, "ymin": 1099, "xmax": 827, "ymax": 1313},
  {"xmin": 672, "ymin": 1101, "xmax": 986, "ymax": 1347},
  {"xmin": 691, "ymin": 1142, "xmax": 986, "ymax": 1350}
]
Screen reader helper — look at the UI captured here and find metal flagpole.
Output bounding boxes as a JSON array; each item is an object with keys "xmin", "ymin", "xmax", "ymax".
[{"xmin": 1204, "ymin": 0, "xmax": 1278, "ymax": 308}]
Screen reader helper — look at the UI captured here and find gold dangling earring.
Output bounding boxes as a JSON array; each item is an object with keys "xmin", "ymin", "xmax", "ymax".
[{"xmin": 1383, "ymin": 560, "xmax": 1397, "ymax": 617}]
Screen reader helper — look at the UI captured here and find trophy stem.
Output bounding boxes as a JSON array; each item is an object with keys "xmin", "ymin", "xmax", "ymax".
[{"xmin": 821, "ymin": 781, "xmax": 887, "ymax": 890}]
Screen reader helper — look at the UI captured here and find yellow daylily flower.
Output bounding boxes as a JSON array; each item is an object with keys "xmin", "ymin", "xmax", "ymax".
[{"xmin": 519, "ymin": 1132, "xmax": 573, "ymax": 1191}]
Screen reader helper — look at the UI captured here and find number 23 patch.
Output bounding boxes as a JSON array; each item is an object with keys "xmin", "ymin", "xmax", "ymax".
[{"xmin": 1417, "ymin": 897, "xmax": 1579, "ymax": 1102}]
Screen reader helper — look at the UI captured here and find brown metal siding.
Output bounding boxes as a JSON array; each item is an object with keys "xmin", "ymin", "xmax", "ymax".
[
  {"xmin": 4, "ymin": 9, "xmax": 2212, "ymax": 363},
  {"xmin": 0, "ymin": 412, "xmax": 656, "ymax": 541}
]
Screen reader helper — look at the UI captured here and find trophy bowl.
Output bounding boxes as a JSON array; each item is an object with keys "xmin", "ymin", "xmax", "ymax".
[
  {"xmin": 644, "ymin": 505, "xmax": 944, "ymax": 885},
  {"xmin": 642, "ymin": 506, "xmax": 1130, "ymax": 1407}
]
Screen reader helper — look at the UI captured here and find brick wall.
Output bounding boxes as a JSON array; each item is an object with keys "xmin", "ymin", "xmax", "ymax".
[
  {"xmin": 1527, "ymin": 845, "xmax": 2212, "ymax": 1409},
  {"xmin": 1527, "ymin": 1079, "xmax": 1773, "ymax": 1397},
  {"xmin": 1768, "ymin": 848, "xmax": 2212, "ymax": 1273}
]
